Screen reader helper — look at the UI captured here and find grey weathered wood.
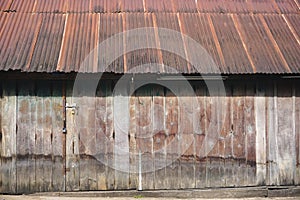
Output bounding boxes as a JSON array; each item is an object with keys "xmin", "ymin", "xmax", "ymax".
[
  {"xmin": 245, "ymin": 83, "xmax": 256, "ymax": 186},
  {"xmin": 51, "ymin": 81, "xmax": 65, "ymax": 191},
  {"xmin": 165, "ymin": 90, "xmax": 179, "ymax": 189},
  {"xmin": 66, "ymin": 81, "xmax": 80, "ymax": 191},
  {"xmin": 16, "ymin": 81, "xmax": 34, "ymax": 193},
  {"xmin": 1, "ymin": 80, "xmax": 17, "ymax": 193},
  {"xmin": 295, "ymin": 81, "xmax": 300, "ymax": 185},
  {"xmin": 194, "ymin": 85, "xmax": 206, "ymax": 188},
  {"xmin": 105, "ymin": 80, "xmax": 115, "ymax": 190},
  {"xmin": 255, "ymin": 83, "xmax": 266, "ymax": 185},
  {"xmin": 179, "ymin": 87, "xmax": 195, "ymax": 189},
  {"xmin": 95, "ymin": 83, "xmax": 107, "ymax": 190},
  {"xmin": 276, "ymin": 82, "xmax": 295, "ymax": 185}
]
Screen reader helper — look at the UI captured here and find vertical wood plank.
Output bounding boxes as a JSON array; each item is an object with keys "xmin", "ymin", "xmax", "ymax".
[
  {"xmin": 1, "ymin": 80, "xmax": 17, "ymax": 193},
  {"xmin": 245, "ymin": 83, "xmax": 256, "ymax": 186},
  {"xmin": 165, "ymin": 89, "xmax": 179, "ymax": 189},
  {"xmin": 136, "ymin": 86, "xmax": 154, "ymax": 190},
  {"xmin": 179, "ymin": 86, "xmax": 195, "ymax": 189},
  {"xmin": 153, "ymin": 85, "xmax": 166, "ymax": 189},
  {"xmin": 78, "ymin": 90, "xmax": 97, "ymax": 191},
  {"xmin": 129, "ymin": 82, "xmax": 137, "ymax": 189},
  {"xmin": 255, "ymin": 82, "xmax": 266, "ymax": 185},
  {"xmin": 66, "ymin": 81, "xmax": 80, "ymax": 191},
  {"xmin": 232, "ymin": 83, "xmax": 246, "ymax": 186},
  {"xmin": 276, "ymin": 81, "xmax": 295, "ymax": 185},
  {"xmin": 95, "ymin": 81, "xmax": 108, "ymax": 190},
  {"xmin": 114, "ymin": 81, "xmax": 129, "ymax": 190},
  {"xmin": 295, "ymin": 81, "xmax": 300, "ymax": 185},
  {"xmin": 51, "ymin": 81, "xmax": 65, "ymax": 191},
  {"xmin": 17, "ymin": 80, "xmax": 35, "ymax": 193},
  {"xmin": 195, "ymin": 85, "xmax": 207, "ymax": 188},
  {"xmin": 266, "ymin": 81, "xmax": 279, "ymax": 185},
  {"xmin": 105, "ymin": 80, "xmax": 115, "ymax": 190}
]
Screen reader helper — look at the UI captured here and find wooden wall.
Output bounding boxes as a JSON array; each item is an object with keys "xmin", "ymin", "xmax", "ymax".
[{"xmin": 0, "ymin": 78, "xmax": 299, "ymax": 194}]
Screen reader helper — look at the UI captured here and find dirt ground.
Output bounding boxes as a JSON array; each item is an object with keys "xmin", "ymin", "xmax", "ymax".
[{"xmin": 1, "ymin": 196, "xmax": 300, "ymax": 200}]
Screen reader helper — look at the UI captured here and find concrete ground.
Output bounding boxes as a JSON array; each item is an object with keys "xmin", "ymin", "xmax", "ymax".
[
  {"xmin": 1, "ymin": 186, "xmax": 300, "ymax": 200},
  {"xmin": 0, "ymin": 197, "xmax": 300, "ymax": 200}
]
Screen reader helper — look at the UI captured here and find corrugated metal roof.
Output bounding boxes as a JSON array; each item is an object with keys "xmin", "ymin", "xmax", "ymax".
[{"xmin": 0, "ymin": 0, "xmax": 299, "ymax": 74}]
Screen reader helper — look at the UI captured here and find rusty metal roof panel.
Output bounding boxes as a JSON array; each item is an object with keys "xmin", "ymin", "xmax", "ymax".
[
  {"xmin": 34, "ymin": 0, "xmax": 66, "ymax": 13},
  {"xmin": 123, "ymin": 13, "xmax": 162, "ymax": 73},
  {"xmin": 173, "ymin": 0, "xmax": 197, "ymax": 13},
  {"xmin": 250, "ymin": 0, "xmax": 279, "ymax": 13},
  {"xmin": 91, "ymin": 0, "xmax": 122, "ymax": 13},
  {"xmin": 210, "ymin": 14, "xmax": 253, "ymax": 74},
  {"xmin": 144, "ymin": 0, "xmax": 174, "ymax": 12},
  {"xmin": 275, "ymin": 0, "xmax": 299, "ymax": 14},
  {"xmin": 66, "ymin": 0, "xmax": 90, "ymax": 13},
  {"xmin": 285, "ymin": 14, "xmax": 300, "ymax": 39},
  {"xmin": 122, "ymin": 0, "xmax": 144, "ymax": 12},
  {"xmin": 0, "ymin": 0, "xmax": 13, "ymax": 11},
  {"xmin": 0, "ymin": 13, "xmax": 42, "ymax": 71},
  {"xmin": 29, "ymin": 14, "xmax": 65, "ymax": 72},
  {"xmin": 10, "ymin": 0, "xmax": 35, "ymax": 12},
  {"xmin": 197, "ymin": 0, "xmax": 250, "ymax": 13},
  {"xmin": 97, "ymin": 13, "xmax": 124, "ymax": 73},
  {"xmin": 234, "ymin": 14, "xmax": 288, "ymax": 73},
  {"xmin": 154, "ymin": 13, "xmax": 189, "ymax": 73},
  {"xmin": 178, "ymin": 13, "xmax": 224, "ymax": 74},
  {"xmin": 263, "ymin": 14, "xmax": 300, "ymax": 73},
  {"xmin": 57, "ymin": 13, "xmax": 99, "ymax": 72}
]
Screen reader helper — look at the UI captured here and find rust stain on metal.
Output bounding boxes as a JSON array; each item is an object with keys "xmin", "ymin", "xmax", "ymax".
[
  {"xmin": 259, "ymin": 14, "xmax": 291, "ymax": 73},
  {"xmin": 151, "ymin": 13, "xmax": 164, "ymax": 73},
  {"xmin": 282, "ymin": 14, "xmax": 300, "ymax": 46},
  {"xmin": 206, "ymin": 14, "xmax": 226, "ymax": 70},
  {"xmin": 57, "ymin": 14, "xmax": 68, "ymax": 71},
  {"xmin": 231, "ymin": 14, "xmax": 257, "ymax": 73}
]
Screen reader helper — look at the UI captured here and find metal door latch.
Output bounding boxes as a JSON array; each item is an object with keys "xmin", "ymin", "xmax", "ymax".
[{"xmin": 65, "ymin": 103, "xmax": 78, "ymax": 115}]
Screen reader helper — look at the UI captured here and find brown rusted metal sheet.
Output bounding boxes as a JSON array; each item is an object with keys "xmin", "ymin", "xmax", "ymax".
[
  {"xmin": 30, "ymin": 14, "xmax": 65, "ymax": 72},
  {"xmin": 66, "ymin": 0, "xmax": 90, "ymax": 13},
  {"xmin": 173, "ymin": 0, "xmax": 197, "ymax": 13},
  {"xmin": 97, "ymin": 13, "xmax": 124, "ymax": 73},
  {"xmin": 10, "ymin": 0, "xmax": 36, "ymax": 12},
  {"xmin": 263, "ymin": 14, "xmax": 300, "ymax": 73},
  {"xmin": 144, "ymin": 0, "xmax": 174, "ymax": 12},
  {"xmin": 285, "ymin": 14, "xmax": 300, "ymax": 41},
  {"xmin": 154, "ymin": 13, "xmax": 189, "ymax": 73},
  {"xmin": 57, "ymin": 13, "xmax": 99, "ymax": 72},
  {"xmin": 197, "ymin": 0, "xmax": 250, "ymax": 13},
  {"xmin": 122, "ymin": 0, "xmax": 144, "ymax": 12},
  {"xmin": 0, "ymin": 13, "xmax": 42, "ymax": 71},
  {"xmin": 123, "ymin": 13, "xmax": 162, "ymax": 73},
  {"xmin": 234, "ymin": 14, "xmax": 288, "ymax": 73},
  {"xmin": 0, "ymin": 0, "xmax": 13, "ymax": 11},
  {"xmin": 250, "ymin": 0, "xmax": 279, "ymax": 13},
  {"xmin": 210, "ymin": 14, "xmax": 253, "ymax": 74},
  {"xmin": 34, "ymin": 0, "xmax": 66, "ymax": 13},
  {"xmin": 275, "ymin": 0, "xmax": 299, "ymax": 14},
  {"xmin": 178, "ymin": 13, "xmax": 224, "ymax": 74}
]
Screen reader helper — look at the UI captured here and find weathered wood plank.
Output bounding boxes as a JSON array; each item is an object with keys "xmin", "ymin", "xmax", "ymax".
[
  {"xmin": 129, "ymin": 82, "xmax": 137, "ymax": 189},
  {"xmin": 95, "ymin": 82, "xmax": 107, "ymax": 190},
  {"xmin": 1, "ymin": 80, "xmax": 17, "ymax": 193},
  {"xmin": 16, "ymin": 81, "xmax": 35, "ymax": 193},
  {"xmin": 266, "ymin": 81, "xmax": 279, "ymax": 186},
  {"xmin": 165, "ymin": 89, "xmax": 179, "ymax": 189},
  {"xmin": 245, "ymin": 83, "xmax": 256, "ymax": 186},
  {"xmin": 179, "ymin": 86, "xmax": 195, "ymax": 189},
  {"xmin": 66, "ymin": 81, "xmax": 80, "ymax": 191},
  {"xmin": 105, "ymin": 80, "xmax": 115, "ymax": 190},
  {"xmin": 255, "ymin": 82, "xmax": 266, "ymax": 185},
  {"xmin": 276, "ymin": 81, "xmax": 295, "ymax": 185},
  {"xmin": 295, "ymin": 81, "xmax": 300, "ymax": 185},
  {"xmin": 194, "ymin": 85, "xmax": 206, "ymax": 188},
  {"xmin": 232, "ymin": 83, "xmax": 246, "ymax": 186},
  {"xmin": 153, "ymin": 85, "xmax": 166, "ymax": 189},
  {"xmin": 51, "ymin": 81, "xmax": 65, "ymax": 191},
  {"xmin": 114, "ymin": 82, "xmax": 129, "ymax": 190},
  {"xmin": 136, "ymin": 86, "xmax": 154, "ymax": 190}
]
